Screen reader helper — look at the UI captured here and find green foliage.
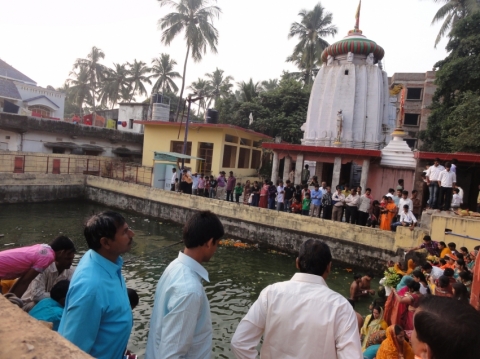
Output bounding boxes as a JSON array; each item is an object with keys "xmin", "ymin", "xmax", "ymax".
[
  {"xmin": 216, "ymin": 79, "xmax": 310, "ymax": 144},
  {"xmin": 383, "ymin": 267, "xmax": 401, "ymax": 288},
  {"xmin": 420, "ymin": 12, "xmax": 480, "ymax": 152}
]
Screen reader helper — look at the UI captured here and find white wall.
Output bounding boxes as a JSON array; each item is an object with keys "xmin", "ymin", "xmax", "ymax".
[
  {"xmin": 14, "ymin": 82, "xmax": 65, "ymax": 119},
  {"xmin": 117, "ymin": 104, "xmax": 146, "ymax": 133},
  {"xmin": 0, "ymin": 129, "xmax": 22, "ymax": 151}
]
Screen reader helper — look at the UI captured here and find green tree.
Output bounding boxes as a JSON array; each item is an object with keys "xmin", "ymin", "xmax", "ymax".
[
  {"xmin": 261, "ymin": 79, "xmax": 279, "ymax": 92},
  {"xmin": 127, "ymin": 59, "xmax": 152, "ymax": 101},
  {"xmin": 72, "ymin": 46, "xmax": 107, "ymax": 114},
  {"xmin": 67, "ymin": 66, "xmax": 93, "ymax": 117},
  {"xmin": 288, "ymin": 2, "xmax": 337, "ymax": 85},
  {"xmin": 188, "ymin": 78, "xmax": 211, "ymax": 116},
  {"xmin": 431, "ymin": 0, "xmax": 479, "ymax": 47},
  {"xmin": 99, "ymin": 63, "xmax": 131, "ymax": 108},
  {"xmin": 157, "ymin": 0, "xmax": 221, "ymax": 121},
  {"xmin": 151, "ymin": 53, "xmax": 182, "ymax": 94},
  {"xmin": 205, "ymin": 68, "xmax": 233, "ymax": 108},
  {"xmin": 237, "ymin": 79, "xmax": 262, "ymax": 102},
  {"xmin": 420, "ymin": 12, "xmax": 480, "ymax": 152}
]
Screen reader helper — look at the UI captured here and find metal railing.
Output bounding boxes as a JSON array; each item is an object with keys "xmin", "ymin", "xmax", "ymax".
[{"xmin": 0, "ymin": 153, "xmax": 153, "ymax": 186}]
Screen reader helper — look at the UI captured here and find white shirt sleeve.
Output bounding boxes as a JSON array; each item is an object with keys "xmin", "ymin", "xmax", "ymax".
[
  {"xmin": 231, "ymin": 288, "xmax": 268, "ymax": 359},
  {"xmin": 335, "ymin": 303, "xmax": 364, "ymax": 359}
]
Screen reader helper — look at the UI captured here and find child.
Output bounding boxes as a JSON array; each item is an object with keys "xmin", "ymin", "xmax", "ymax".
[
  {"xmin": 29, "ymin": 280, "xmax": 69, "ymax": 331},
  {"xmin": 174, "ymin": 178, "xmax": 179, "ymax": 192},
  {"xmin": 451, "ymin": 188, "xmax": 462, "ymax": 211},
  {"xmin": 291, "ymin": 195, "xmax": 302, "ymax": 214},
  {"xmin": 302, "ymin": 193, "xmax": 312, "ymax": 216},
  {"xmin": 234, "ymin": 182, "xmax": 243, "ymax": 203},
  {"xmin": 301, "ymin": 183, "xmax": 310, "ymax": 200}
]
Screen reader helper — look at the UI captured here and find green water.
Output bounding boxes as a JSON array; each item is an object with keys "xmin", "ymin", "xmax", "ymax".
[{"xmin": 0, "ymin": 201, "xmax": 374, "ymax": 358}]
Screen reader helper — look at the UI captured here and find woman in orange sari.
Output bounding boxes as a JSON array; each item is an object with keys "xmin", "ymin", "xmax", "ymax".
[
  {"xmin": 376, "ymin": 325, "xmax": 414, "ymax": 359},
  {"xmin": 259, "ymin": 179, "xmax": 269, "ymax": 208},
  {"xmin": 380, "ymin": 196, "xmax": 397, "ymax": 231}
]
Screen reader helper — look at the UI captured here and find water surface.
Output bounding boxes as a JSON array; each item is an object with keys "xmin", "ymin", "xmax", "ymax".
[{"xmin": 0, "ymin": 201, "xmax": 373, "ymax": 358}]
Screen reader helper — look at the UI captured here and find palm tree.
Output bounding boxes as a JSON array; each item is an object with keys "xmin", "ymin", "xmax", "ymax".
[
  {"xmin": 68, "ymin": 66, "xmax": 93, "ymax": 117},
  {"xmin": 261, "ymin": 79, "xmax": 279, "ymax": 92},
  {"xmin": 157, "ymin": 0, "xmax": 221, "ymax": 121},
  {"xmin": 99, "ymin": 63, "xmax": 131, "ymax": 108},
  {"xmin": 431, "ymin": 0, "xmax": 480, "ymax": 47},
  {"xmin": 237, "ymin": 79, "xmax": 262, "ymax": 102},
  {"xmin": 72, "ymin": 46, "xmax": 107, "ymax": 115},
  {"xmin": 188, "ymin": 78, "xmax": 211, "ymax": 116},
  {"xmin": 127, "ymin": 59, "xmax": 152, "ymax": 101},
  {"xmin": 205, "ymin": 68, "xmax": 233, "ymax": 108},
  {"xmin": 151, "ymin": 53, "xmax": 182, "ymax": 94},
  {"xmin": 288, "ymin": 2, "xmax": 337, "ymax": 85}
]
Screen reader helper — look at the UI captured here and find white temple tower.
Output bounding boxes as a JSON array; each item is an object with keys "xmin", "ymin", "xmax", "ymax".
[{"xmin": 302, "ymin": 24, "xmax": 389, "ymax": 150}]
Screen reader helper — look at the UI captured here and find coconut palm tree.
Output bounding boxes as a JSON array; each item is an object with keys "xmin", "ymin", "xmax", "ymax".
[
  {"xmin": 157, "ymin": 0, "xmax": 221, "ymax": 121},
  {"xmin": 288, "ymin": 2, "xmax": 337, "ymax": 85},
  {"xmin": 151, "ymin": 53, "xmax": 182, "ymax": 94},
  {"xmin": 431, "ymin": 0, "xmax": 480, "ymax": 47},
  {"xmin": 72, "ymin": 46, "xmax": 107, "ymax": 114},
  {"xmin": 261, "ymin": 79, "xmax": 279, "ymax": 92},
  {"xmin": 99, "ymin": 63, "xmax": 131, "ymax": 108},
  {"xmin": 127, "ymin": 59, "xmax": 152, "ymax": 101},
  {"xmin": 205, "ymin": 68, "xmax": 233, "ymax": 108},
  {"xmin": 237, "ymin": 79, "xmax": 262, "ymax": 102},
  {"xmin": 188, "ymin": 78, "xmax": 211, "ymax": 116},
  {"xmin": 68, "ymin": 66, "xmax": 93, "ymax": 117}
]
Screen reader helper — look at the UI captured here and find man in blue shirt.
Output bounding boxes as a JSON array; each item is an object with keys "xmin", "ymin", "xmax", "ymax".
[
  {"xmin": 59, "ymin": 211, "xmax": 134, "ymax": 359},
  {"xmin": 145, "ymin": 211, "xmax": 225, "ymax": 359},
  {"xmin": 310, "ymin": 184, "xmax": 323, "ymax": 218}
]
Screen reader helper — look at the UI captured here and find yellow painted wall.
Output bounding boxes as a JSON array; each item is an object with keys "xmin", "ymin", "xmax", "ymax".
[
  {"xmin": 142, "ymin": 124, "xmax": 265, "ymax": 179},
  {"xmin": 430, "ymin": 214, "xmax": 480, "ymax": 250}
]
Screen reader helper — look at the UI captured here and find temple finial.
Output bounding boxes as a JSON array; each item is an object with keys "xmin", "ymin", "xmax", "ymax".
[{"xmin": 354, "ymin": 0, "xmax": 361, "ymax": 30}]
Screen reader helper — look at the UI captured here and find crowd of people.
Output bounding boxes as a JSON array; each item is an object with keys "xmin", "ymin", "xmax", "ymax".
[{"xmin": 1, "ymin": 210, "xmax": 480, "ymax": 359}]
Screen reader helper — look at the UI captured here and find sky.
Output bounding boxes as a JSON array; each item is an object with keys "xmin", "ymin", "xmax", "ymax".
[{"xmin": 0, "ymin": 0, "xmax": 449, "ymax": 97}]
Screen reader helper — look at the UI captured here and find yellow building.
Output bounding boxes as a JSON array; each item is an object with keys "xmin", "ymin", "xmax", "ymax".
[{"xmin": 136, "ymin": 121, "xmax": 271, "ymax": 177}]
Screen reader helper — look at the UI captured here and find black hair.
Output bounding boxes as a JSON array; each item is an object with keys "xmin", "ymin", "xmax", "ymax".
[
  {"xmin": 367, "ymin": 305, "xmax": 382, "ymax": 327},
  {"xmin": 445, "ymin": 162, "xmax": 451, "ymax": 168},
  {"xmin": 84, "ymin": 211, "xmax": 126, "ymax": 251},
  {"xmin": 443, "ymin": 268, "xmax": 454, "ymax": 277},
  {"xmin": 423, "ymin": 235, "xmax": 432, "ymax": 242},
  {"xmin": 412, "ymin": 189, "xmax": 417, "ymax": 194},
  {"xmin": 297, "ymin": 239, "xmax": 332, "ymax": 276},
  {"xmin": 183, "ymin": 211, "xmax": 224, "ymax": 248},
  {"xmin": 460, "ymin": 246, "xmax": 468, "ymax": 253},
  {"xmin": 304, "ymin": 164, "xmax": 309, "ymax": 169},
  {"xmin": 448, "ymin": 242, "xmax": 456, "ymax": 249},
  {"xmin": 127, "ymin": 288, "xmax": 139, "ymax": 309},
  {"xmin": 459, "ymin": 271, "xmax": 473, "ymax": 281},
  {"xmin": 453, "ymin": 188, "xmax": 459, "ymax": 194},
  {"xmin": 412, "ymin": 270, "xmax": 427, "ymax": 283},
  {"xmin": 398, "ymin": 179, "xmax": 404, "ymax": 184},
  {"xmin": 336, "ymin": 185, "xmax": 341, "ymax": 190},
  {"xmin": 366, "ymin": 188, "xmax": 371, "ymax": 192},
  {"xmin": 403, "ymin": 205, "xmax": 409, "ymax": 209},
  {"xmin": 438, "ymin": 275, "xmax": 450, "ymax": 288},
  {"xmin": 305, "ymin": 192, "xmax": 311, "ymax": 197},
  {"xmin": 452, "ymin": 283, "xmax": 469, "ymax": 302},
  {"xmin": 388, "ymin": 188, "xmax": 395, "ymax": 193},
  {"xmin": 373, "ymin": 200, "xmax": 380, "ymax": 206},
  {"xmin": 394, "ymin": 325, "xmax": 403, "ymax": 335},
  {"xmin": 50, "ymin": 235, "xmax": 76, "ymax": 253},
  {"xmin": 456, "ymin": 259, "xmax": 466, "ymax": 269},
  {"xmin": 353, "ymin": 274, "xmax": 362, "ymax": 280},
  {"xmin": 439, "ymin": 258, "xmax": 447, "ymax": 265},
  {"xmin": 402, "ymin": 190, "xmax": 408, "ymax": 196},
  {"xmin": 414, "ymin": 296, "xmax": 480, "ymax": 359},
  {"xmin": 422, "ymin": 263, "xmax": 433, "ymax": 270},
  {"xmin": 50, "ymin": 280, "xmax": 70, "ymax": 303},
  {"xmin": 439, "ymin": 241, "xmax": 446, "ymax": 247},
  {"xmin": 434, "ymin": 157, "xmax": 440, "ymax": 162},
  {"xmin": 407, "ymin": 281, "xmax": 420, "ymax": 292},
  {"xmin": 366, "ymin": 272, "xmax": 375, "ymax": 279}
]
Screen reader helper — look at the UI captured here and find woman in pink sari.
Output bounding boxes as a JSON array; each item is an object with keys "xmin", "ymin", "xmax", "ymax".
[
  {"xmin": 392, "ymin": 281, "xmax": 423, "ymax": 333},
  {"xmin": 384, "ymin": 276, "xmax": 414, "ymax": 326},
  {"xmin": 259, "ymin": 179, "xmax": 269, "ymax": 208}
]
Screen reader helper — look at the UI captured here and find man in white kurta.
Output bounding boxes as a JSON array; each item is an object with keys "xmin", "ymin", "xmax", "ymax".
[{"xmin": 230, "ymin": 239, "xmax": 362, "ymax": 359}]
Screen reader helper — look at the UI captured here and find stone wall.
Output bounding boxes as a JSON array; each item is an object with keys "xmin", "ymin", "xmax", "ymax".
[
  {"xmin": 0, "ymin": 173, "xmax": 85, "ymax": 203},
  {"xmin": 0, "ymin": 295, "xmax": 92, "ymax": 359}
]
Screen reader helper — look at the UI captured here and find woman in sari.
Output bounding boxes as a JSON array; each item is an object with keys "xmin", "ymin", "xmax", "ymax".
[
  {"xmin": 392, "ymin": 281, "xmax": 422, "ymax": 332},
  {"xmin": 394, "ymin": 259, "xmax": 416, "ymax": 277},
  {"xmin": 361, "ymin": 305, "xmax": 388, "ymax": 351},
  {"xmin": 243, "ymin": 180, "xmax": 251, "ymax": 205},
  {"xmin": 376, "ymin": 325, "xmax": 414, "ymax": 359},
  {"xmin": 380, "ymin": 196, "xmax": 397, "ymax": 230},
  {"xmin": 259, "ymin": 179, "xmax": 269, "ymax": 208},
  {"xmin": 384, "ymin": 276, "xmax": 414, "ymax": 326}
]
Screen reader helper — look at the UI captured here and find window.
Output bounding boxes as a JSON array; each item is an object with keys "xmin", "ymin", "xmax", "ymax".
[
  {"xmin": 52, "ymin": 147, "xmax": 65, "ymax": 154},
  {"xmin": 404, "ymin": 113, "xmax": 420, "ymax": 126},
  {"xmin": 197, "ymin": 142, "xmax": 214, "ymax": 174},
  {"xmin": 345, "ymin": 70, "xmax": 349, "ymax": 75},
  {"xmin": 28, "ymin": 105, "xmax": 52, "ymax": 118},
  {"xmin": 253, "ymin": 141, "xmax": 261, "ymax": 148},
  {"xmin": 240, "ymin": 138, "xmax": 252, "ymax": 146},
  {"xmin": 406, "ymin": 88, "xmax": 422, "ymax": 100},
  {"xmin": 129, "ymin": 119, "xmax": 134, "ymax": 129},
  {"xmin": 238, "ymin": 148, "xmax": 251, "ymax": 169},
  {"xmin": 85, "ymin": 151, "xmax": 99, "ymax": 156},
  {"xmin": 405, "ymin": 139, "xmax": 416, "ymax": 149},
  {"xmin": 171, "ymin": 141, "xmax": 192, "ymax": 163},
  {"xmin": 225, "ymin": 134, "xmax": 238, "ymax": 144},
  {"xmin": 222, "ymin": 145, "xmax": 237, "ymax": 168},
  {"xmin": 251, "ymin": 150, "xmax": 261, "ymax": 169}
]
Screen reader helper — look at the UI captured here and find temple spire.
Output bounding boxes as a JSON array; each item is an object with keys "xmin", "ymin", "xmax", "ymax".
[{"xmin": 354, "ymin": 0, "xmax": 361, "ymax": 30}]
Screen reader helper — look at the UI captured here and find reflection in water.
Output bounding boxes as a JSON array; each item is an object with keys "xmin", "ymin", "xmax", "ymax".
[{"xmin": 0, "ymin": 201, "xmax": 373, "ymax": 358}]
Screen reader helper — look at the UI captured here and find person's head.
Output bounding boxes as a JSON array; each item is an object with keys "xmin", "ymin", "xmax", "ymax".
[
  {"xmin": 434, "ymin": 157, "xmax": 440, "ymax": 166},
  {"xmin": 412, "ymin": 270, "xmax": 427, "ymax": 284},
  {"xmin": 182, "ymin": 169, "xmax": 187, "ymax": 174},
  {"xmin": 84, "ymin": 212, "xmax": 134, "ymax": 259},
  {"xmin": 314, "ymin": 184, "xmax": 319, "ymax": 189},
  {"xmin": 423, "ymin": 235, "xmax": 432, "ymax": 244},
  {"xmin": 457, "ymin": 252, "xmax": 464, "ymax": 261},
  {"xmin": 394, "ymin": 325, "xmax": 405, "ymax": 345},
  {"xmin": 304, "ymin": 164, "xmax": 309, "ymax": 169},
  {"xmin": 50, "ymin": 235, "xmax": 76, "ymax": 270},
  {"xmin": 438, "ymin": 241, "xmax": 446, "ymax": 250},
  {"xmin": 183, "ymin": 211, "xmax": 224, "ymax": 262},
  {"xmin": 279, "ymin": 181, "xmax": 283, "ymax": 186},
  {"xmin": 296, "ymin": 239, "xmax": 332, "ymax": 278},
  {"xmin": 445, "ymin": 254, "xmax": 456, "ymax": 265},
  {"xmin": 372, "ymin": 305, "xmax": 382, "ymax": 320},
  {"xmin": 210, "ymin": 175, "xmax": 214, "ymax": 180},
  {"xmin": 336, "ymin": 185, "xmax": 342, "ymax": 193},
  {"xmin": 321, "ymin": 181, "xmax": 326, "ymax": 188},
  {"xmin": 402, "ymin": 190, "xmax": 408, "ymax": 199},
  {"xmin": 236, "ymin": 182, "xmax": 241, "ymax": 187},
  {"xmin": 465, "ymin": 254, "xmax": 472, "ymax": 265},
  {"xmin": 403, "ymin": 204, "xmax": 409, "ymax": 213},
  {"xmin": 305, "ymin": 192, "xmax": 311, "ymax": 198},
  {"xmin": 350, "ymin": 188, "xmax": 357, "ymax": 196},
  {"xmin": 398, "ymin": 179, "xmax": 404, "ymax": 186},
  {"xmin": 421, "ymin": 263, "xmax": 433, "ymax": 274},
  {"xmin": 373, "ymin": 200, "xmax": 380, "ymax": 207},
  {"xmin": 452, "ymin": 282, "xmax": 469, "ymax": 301},
  {"xmin": 365, "ymin": 188, "xmax": 371, "ymax": 195},
  {"xmin": 460, "ymin": 247, "xmax": 469, "ymax": 256},
  {"xmin": 172, "ymin": 168, "xmax": 176, "ymax": 173},
  {"xmin": 344, "ymin": 184, "xmax": 350, "ymax": 190},
  {"xmin": 388, "ymin": 188, "xmax": 395, "ymax": 194},
  {"xmin": 453, "ymin": 188, "xmax": 459, "ymax": 194},
  {"xmin": 412, "ymin": 189, "xmax": 418, "ymax": 198},
  {"xmin": 175, "ymin": 178, "xmax": 179, "ymax": 183},
  {"xmin": 294, "ymin": 194, "xmax": 301, "ymax": 202},
  {"xmin": 302, "ymin": 183, "xmax": 308, "ymax": 189},
  {"xmin": 412, "ymin": 295, "xmax": 480, "ymax": 359},
  {"xmin": 397, "ymin": 189, "xmax": 402, "ymax": 197},
  {"xmin": 254, "ymin": 180, "xmax": 258, "ymax": 186},
  {"xmin": 437, "ymin": 275, "xmax": 450, "ymax": 288},
  {"xmin": 365, "ymin": 272, "xmax": 374, "ymax": 280},
  {"xmin": 455, "ymin": 259, "xmax": 466, "ymax": 271},
  {"xmin": 353, "ymin": 273, "xmax": 362, "ymax": 283},
  {"xmin": 356, "ymin": 186, "xmax": 362, "ymax": 193},
  {"xmin": 445, "ymin": 162, "xmax": 451, "ymax": 171},
  {"xmin": 459, "ymin": 270, "xmax": 472, "ymax": 284},
  {"xmin": 407, "ymin": 280, "xmax": 421, "ymax": 293},
  {"xmin": 229, "ymin": 171, "xmax": 233, "ymax": 177},
  {"xmin": 127, "ymin": 288, "xmax": 139, "ymax": 310},
  {"xmin": 443, "ymin": 267, "xmax": 454, "ymax": 278},
  {"xmin": 387, "ymin": 196, "xmax": 393, "ymax": 203},
  {"xmin": 50, "ymin": 279, "xmax": 70, "ymax": 307},
  {"xmin": 326, "ymin": 186, "xmax": 331, "ymax": 193},
  {"xmin": 448, "ymin": 242, "xmax": 456, "ymax": 251},
  {"xmin": 264, "ymin": 179, "xmax": 269, "ymax": 184},
  {"xmin": 439, "ymin": 258, "xmax": 447, "ymax": 266}
]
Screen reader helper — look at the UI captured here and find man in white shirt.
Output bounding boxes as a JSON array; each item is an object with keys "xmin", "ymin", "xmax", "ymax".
[
  {"xmin": 170, "ymin": 168, "xmax": 177, "ymax": 191},
  {"xmin": 390, "ymin": 205, "xmax": 417, "ymax": 232},
  {"xmin": 344, "ymin": 188, "xmax": 359, "ymax": 224},
  {"xmin": 425, "ymin": 158, "xmax": 445, "ymax": 209},
  {"xmin": 357, "ymin": 188, "xmax": 372, "ymax": 226},
  {"xmin": 231, "ymin": 239, "xmax": 362, "ymax": 359},
  {"xmin": 191, "ymin": 173, "xmax": 199, "ymax": 195},
  {"xmin": 398, "ymin": 191, "xmax": 413, "ymax": 215},
  {"xmin": 438, "ymin": 162, "xmax": 456, "ymax": 211},
  {"xmin": 276, "ymin": 181, "xmax": 285, "ymax": 211},
  {"xmin": 332, "ymin": 186, "xmax": 346, "ymax": 222},
  {"xmin": 422, "ymin": 263, "xmax": 444, "ymax": 283}
]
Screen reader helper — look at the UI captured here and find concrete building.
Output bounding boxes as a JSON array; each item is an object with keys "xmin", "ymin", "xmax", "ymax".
[
  {"xmin": 0, "ymin": 58, "xmax": 65, "ymax": 119},
  {"xmin": 117, "ymin": 102, "xmax": 148, "ymax": 133},
  {"xmin": 388, "ymin": 72, "xmax": 436, "ymax": 150},
  {"xmin": 136, "ymin": 121, "xmax": 271, "ymax": 177},
  {"xmin": 0, "ymin": 113, "xmax": 143, "ymax": 158}
]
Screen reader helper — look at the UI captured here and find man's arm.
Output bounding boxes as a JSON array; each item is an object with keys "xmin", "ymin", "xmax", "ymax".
[
  {"xmin": 231, "ymin": 289, "xmax": 267, "ymax": 359},
  {"xmin": 335, "ymin": 303, "xmax": 363, "ymax": 359},
  {"xmin": 9, "ymin": 268, "xmax": 40, "ymax": 298}
]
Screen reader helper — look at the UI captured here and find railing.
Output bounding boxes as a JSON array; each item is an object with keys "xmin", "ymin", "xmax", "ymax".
[{"xmin": 0, "ymin": 153, "xmax": 153, "ymax": 186}]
